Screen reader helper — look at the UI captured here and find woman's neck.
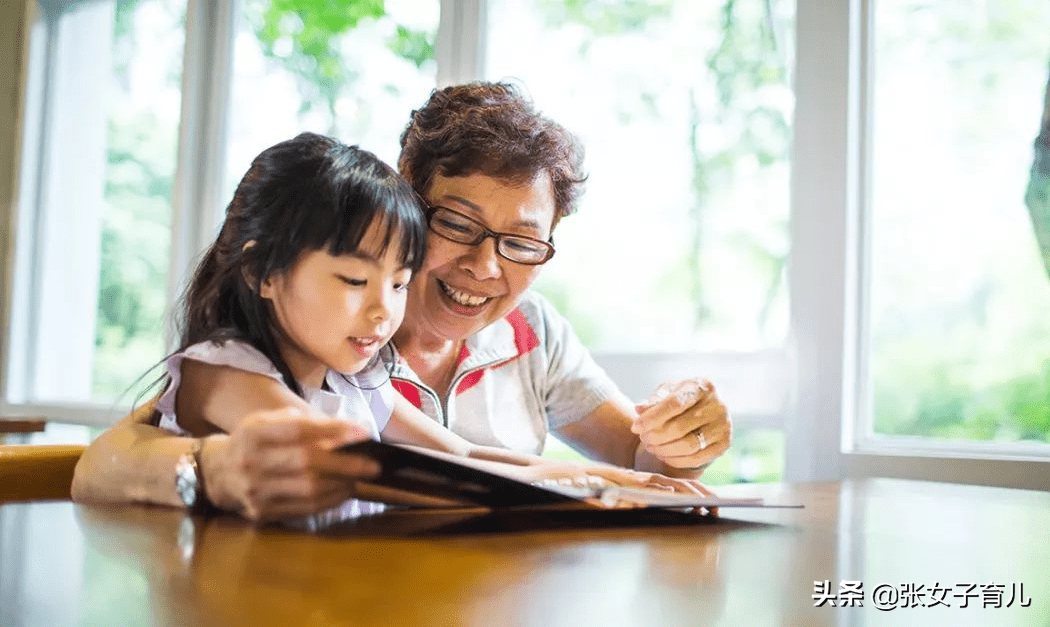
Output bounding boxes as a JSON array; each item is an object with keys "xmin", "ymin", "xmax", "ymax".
[
  {"xmin": 393, "ymin": 311, "xmax": 460, "ymax": 358},
  {"xmin": 393, "ymin": 319, "xmax": 463, "ymax": 396}
]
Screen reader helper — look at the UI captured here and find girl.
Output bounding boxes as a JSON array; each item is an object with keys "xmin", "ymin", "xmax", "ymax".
[
  {"xmin": 154, "ymin": 132, "xmax": 434, "ymax": 524},
  {"xmin": 154, "ymin": 133, "xmax": 702, "ymax": 525}
]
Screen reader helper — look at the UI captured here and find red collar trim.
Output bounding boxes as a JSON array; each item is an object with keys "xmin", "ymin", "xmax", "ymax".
[{"xmin": 504, "ymin": 307, "xmax": 540, "ymax": 357}]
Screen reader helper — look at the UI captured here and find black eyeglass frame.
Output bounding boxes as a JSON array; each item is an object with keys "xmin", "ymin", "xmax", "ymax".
[{"xmin": 425, "ymin": 205, "xmax": 556, "ymax": 265}]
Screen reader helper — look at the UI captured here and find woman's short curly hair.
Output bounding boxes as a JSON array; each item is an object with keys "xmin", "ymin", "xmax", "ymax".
[{"xmin": 398, "ymin": 81, "xmax": 587, "ymax": 223}]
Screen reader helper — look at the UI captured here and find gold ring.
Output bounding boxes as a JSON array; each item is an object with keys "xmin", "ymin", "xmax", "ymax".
[{"xmin": 695, "ymin": 430, "xmax": 707, "ymax": 451}]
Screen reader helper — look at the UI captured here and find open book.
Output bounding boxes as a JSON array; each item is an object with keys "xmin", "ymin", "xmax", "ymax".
[{"xmin": 336, "ymin": 440, "xmax": 787, "ymax": 511}]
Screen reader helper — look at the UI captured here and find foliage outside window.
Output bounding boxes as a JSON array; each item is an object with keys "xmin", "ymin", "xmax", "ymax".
[
  {"xmin": 223, "ymin": 0, "xmax": 438, "ymax": 198},
  {"xmin": 869, "ymin": 0, "xmax": 1050, "ymax": 444},
  {"xmin": 487, "ymin": 0, "xmax": 794, "ymax": 353},
  {"xmin": 93, "ymin": 0, "xmax": 184, "ymax": 400}
]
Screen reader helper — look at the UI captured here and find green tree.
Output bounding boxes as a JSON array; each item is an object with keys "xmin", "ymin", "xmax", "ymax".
[
  {"xmin": 870, "ymin": 0, "xmax": 1050, "ymax": 442},
  {"xmin": 1025, "ymin": 65, "xmax": 1050, "ymax": 282},
  {"xmin": 536, "ymin": 0, "xmax": 791, "ymax": 335},
  {"xmin": 94, "ymin": 0, "xmax": 181, "ymax": 399},
  {"xmin": 249, "ymin": 0, "xmax": 433, "ymax": 133},
  {"xmin": 686, "ymin": 0, "xmax": 789, "ymax": 331}
]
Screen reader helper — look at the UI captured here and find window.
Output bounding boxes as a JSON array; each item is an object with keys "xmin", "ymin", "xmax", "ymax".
[
  {"xmin": 792, "ymin": 0, "xmax": 1050, "ymax": 488},
  {"xmin": 485, "ymin": 0, "xmax": 795, "ymax": 482},
  {"xmin": 866, "ymin": 0, "xmax": 1050, "ymax": 449},
  {"xmin": 486, "ymin": 0, "xmax": 793, "ymax": 353},
  {"xmin": 6, "ymin": 0, "xmax": 1045, "ymax": 488},
  {"xmin": 224, "ymin": 0, "xmax": 439, "ymax": 198},
  {"xmin": 4, "ymin": 0, "xmax": 184, "ymax": 418}
]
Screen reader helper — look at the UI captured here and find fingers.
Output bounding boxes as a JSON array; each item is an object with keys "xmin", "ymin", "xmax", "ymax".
[
  {"xmin": 643, "ymin": 413, "xmax": 732, "ymax": 459},
  {"xmin": 651, "ymin": 423, "xmax": 732, "ymax": 470},
  {"xmin": 310, "ymin": 450, "xmax": 382, "ymax": 478},
  {"xmin": 240, "ymin": 478, "xmax": 357, "ymax": 522},
  {"xmin": 643, "ymin": 474, "xmax": 705, "ymax": 496},
  {"xmin": 631, "ymin": 378, "xmax": 716, "ymax": 437},
  {"xmin": 203, "ymin": 408, "xmax": 381, "ymax": 520},
  {"xmin": 633, "ymin": 475, "xmax": 720, "ymax": 517},
  {"xmin": 636, "ymin": 394, "xmax": 727, "ymax": 448},
  {"xmin": 238, "ymin": 444, "xmax": 380, "ymax": 479},
  {"xmin": 629, "ymin": 378, "xmax": 733, "ymax": 469}
]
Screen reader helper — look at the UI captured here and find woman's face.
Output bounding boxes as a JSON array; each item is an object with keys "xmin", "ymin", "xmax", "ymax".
[{"xmin": 405, "ymin": 172, "xmax": 557, "ymax": 344}]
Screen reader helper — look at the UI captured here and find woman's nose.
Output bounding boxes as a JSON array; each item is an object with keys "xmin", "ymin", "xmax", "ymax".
[{"xmin": 459, "ymin": 236, "xmax": 502, "ymax": 280}]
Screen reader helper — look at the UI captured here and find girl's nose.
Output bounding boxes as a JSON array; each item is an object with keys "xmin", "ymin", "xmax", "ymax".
[{"xmin": 367, "ymin": 285, "xmax": 393, "ymax": 323}]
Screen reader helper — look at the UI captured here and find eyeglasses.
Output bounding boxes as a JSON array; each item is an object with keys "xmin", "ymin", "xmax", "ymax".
[{"xmin": 426, "ymin": 206, "xmax": 556, "ymax": 265}]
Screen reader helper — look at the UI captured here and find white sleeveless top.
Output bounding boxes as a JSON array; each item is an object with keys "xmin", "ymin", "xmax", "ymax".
[{"xmin": 156, "ymin": 339, "xmax": 394, "ymax": 527}]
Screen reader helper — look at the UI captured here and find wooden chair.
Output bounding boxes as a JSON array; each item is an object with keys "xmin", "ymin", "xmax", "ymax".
[
  {"xmin": 0, "ymin": 418, "xmax": 47, "ymax": 443},
  {"xmin": 0, "ymin": 444, "xmax": 86, "ymax": 501}
]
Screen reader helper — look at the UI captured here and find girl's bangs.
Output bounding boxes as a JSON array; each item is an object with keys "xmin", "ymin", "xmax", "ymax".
[{"xmin": 325, "ymin": 185, "xmax": 427, "ymax": 272}]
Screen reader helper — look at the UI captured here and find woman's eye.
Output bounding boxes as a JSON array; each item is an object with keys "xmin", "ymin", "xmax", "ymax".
[
  {"xmin": 439, "ymin": 218, "xmax": 475, "ymax": 234},
  {"xmin": 504, "ymin": 239, "xmax": 538, "ymax": 253},
  {"xmin": 339, "ymin": 276, "xmax": 366, "ymax": 287}
]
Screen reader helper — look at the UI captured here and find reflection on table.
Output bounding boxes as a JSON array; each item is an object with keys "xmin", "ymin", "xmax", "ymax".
[{"xmin": 1, "ymin": 479, "xmax": 1048, "ymax": 627}]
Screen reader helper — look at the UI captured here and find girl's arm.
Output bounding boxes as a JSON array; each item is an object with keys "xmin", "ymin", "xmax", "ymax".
[
  {"xmin": 379, "ymin": 395, "xmax": 712, "ymax": 496},
  {"xmin": 176, "ymin": 360, "xmax": 710, "ymax": 498},
  {"xmin": 379, "ymin": 394, "xmax": 549, "ymax": 466},
  {"xmin": 174, "ymin": 358, "xmax": 311, "ymax": 434}
]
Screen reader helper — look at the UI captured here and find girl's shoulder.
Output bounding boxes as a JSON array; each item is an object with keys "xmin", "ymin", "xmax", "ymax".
[
  {"xmin": 156, "ymin": 339, "xmax": 283, "ymax": 433},
  {"xmin": 178, "ymin": 339, "xmax": 284, "ymax": 381}
]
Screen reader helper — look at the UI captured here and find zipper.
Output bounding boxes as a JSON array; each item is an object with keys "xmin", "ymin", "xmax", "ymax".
[{"xmin": 399, "ymin": 353, "xmax": 523, "ymax": 429}]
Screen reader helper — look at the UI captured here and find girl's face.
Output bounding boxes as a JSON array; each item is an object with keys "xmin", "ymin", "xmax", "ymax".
[{"xmin": 260, "ymin": 219, "xmax": 413, "ymax": 389}]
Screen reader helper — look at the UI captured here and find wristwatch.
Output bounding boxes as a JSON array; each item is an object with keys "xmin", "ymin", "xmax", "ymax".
[{"xmin": 175, "ymin": 438, "xmax": 208, "ymax": 511}]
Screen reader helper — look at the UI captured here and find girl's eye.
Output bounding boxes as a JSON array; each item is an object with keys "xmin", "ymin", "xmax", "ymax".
[
  {"xmin": 339, "ymin": 276, "xmax": 366, "ymax": 287},
  {"xmin": 393, "ymin": 271, "xmax": 412, "ymax": 292}
]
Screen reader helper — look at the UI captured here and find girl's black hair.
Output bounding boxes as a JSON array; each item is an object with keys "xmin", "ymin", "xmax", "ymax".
[{"xmin": 173, "ymin": 132, "xmax": 427, "ymax": 397}]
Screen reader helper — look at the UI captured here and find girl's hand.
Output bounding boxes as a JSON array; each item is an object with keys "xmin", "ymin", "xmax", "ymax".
[
  {"xmin": 630, "ymin": 378, "xmax": 732, "ymax": 471},
  {"xmin": 525, "ymin": 460, "xmax": 718, "ymax": 513},
  {"xmin": 199, "ymin": 408, "xmax": 379, "ymax": 521}
]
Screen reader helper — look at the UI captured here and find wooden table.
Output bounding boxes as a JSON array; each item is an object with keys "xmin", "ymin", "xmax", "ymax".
[{"xmin": 1, "ymin": 479, "xmax": 1047, "ymax": 627}]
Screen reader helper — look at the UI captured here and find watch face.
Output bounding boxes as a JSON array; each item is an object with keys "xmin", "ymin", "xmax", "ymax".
[{"xmin": 175, "ymin": 454, "xmax": 199, "ymax": 508}]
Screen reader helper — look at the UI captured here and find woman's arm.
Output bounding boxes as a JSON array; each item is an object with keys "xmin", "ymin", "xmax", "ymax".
[
  {"xmin": 71, "ymin": 399, "xmax": 201, "ymax": 507},
  {"xmin": 553, "ymin": 378, "xmax": 731, "ymax": 479},
  {"xmin": 72, "ymin": 362, "xmax": 382, "ymax": 520}
]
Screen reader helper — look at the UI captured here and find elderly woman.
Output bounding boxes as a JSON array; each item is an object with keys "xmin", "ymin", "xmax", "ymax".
[{"xmin": 72, "ymin": 82, "xmax": 732, "ymax": 520}]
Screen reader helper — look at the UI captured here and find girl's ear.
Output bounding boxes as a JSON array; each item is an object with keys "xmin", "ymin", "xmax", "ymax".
[
  {"xmin": 241, "ymin": 240, "xmax": 262, "ymax": 294},
  {"xmin": 258, "ymin": 274, "xmax": 277, "ymax": 301}
]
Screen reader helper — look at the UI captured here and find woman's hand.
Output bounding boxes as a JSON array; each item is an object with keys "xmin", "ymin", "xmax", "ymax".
[
  {"xmin": 199, "ymin": 408, "xmax": 380, "ymax": 521},
  {"xmin": 630, "ymin": 378, "xmax": 732, "ymax": 470}
]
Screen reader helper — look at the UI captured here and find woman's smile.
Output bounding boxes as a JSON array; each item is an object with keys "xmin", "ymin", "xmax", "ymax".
[{"xmin": 437, "ymin": 278, "xmax": 494, "ymax": 310}]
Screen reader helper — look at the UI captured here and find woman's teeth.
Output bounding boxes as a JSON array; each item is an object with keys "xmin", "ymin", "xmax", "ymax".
[{"xmin": 440, "ymin": 281, "xmax": 490, "ymax": 307}]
